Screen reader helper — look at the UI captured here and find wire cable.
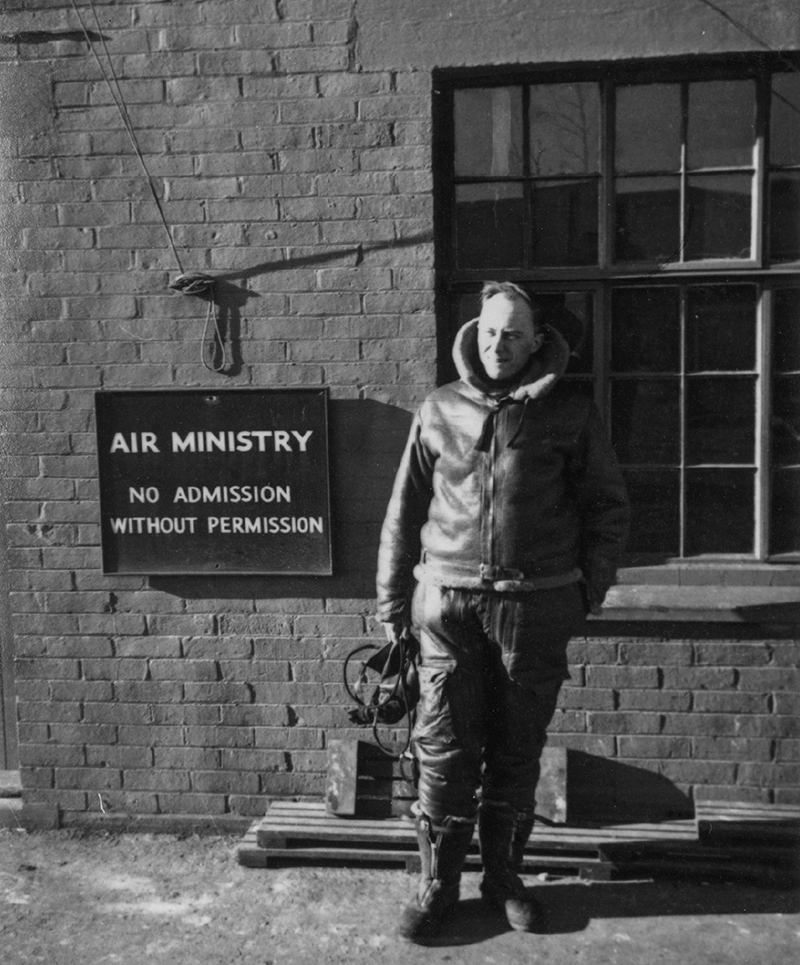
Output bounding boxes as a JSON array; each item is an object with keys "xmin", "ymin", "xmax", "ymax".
[
  {"xmin": 68, "ymin": 0, "xmax": 184, "ymax": 273},
  {"xmin": 69, "ymin": 1, "xmax": 230, "ymax": 371}
]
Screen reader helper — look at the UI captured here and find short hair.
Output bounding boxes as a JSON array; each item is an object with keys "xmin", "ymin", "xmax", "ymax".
[{"xmin": 480, "ymin": 280, "xmax": 532, "ymax": 307}]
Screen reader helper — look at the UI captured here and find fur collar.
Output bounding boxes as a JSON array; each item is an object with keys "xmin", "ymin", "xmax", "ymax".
[{"xmin": 452, "ymin": 317, "xmax": 571, "ymax": 401}]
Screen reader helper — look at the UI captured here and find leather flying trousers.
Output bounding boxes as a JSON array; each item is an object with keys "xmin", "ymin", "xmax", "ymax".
[{"xmin": 411, "ymin": 581, "xmax": 585, "ymax": 824}]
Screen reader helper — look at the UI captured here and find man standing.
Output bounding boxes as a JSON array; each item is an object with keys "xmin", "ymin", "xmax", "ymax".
[{"xmin": 376, "ymin": 281, "xmax": 629, "ymax": 943}]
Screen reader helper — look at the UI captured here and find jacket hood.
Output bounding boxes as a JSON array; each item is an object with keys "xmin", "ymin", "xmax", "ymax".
[{"xmin": 452, "ymin": 317, "xmax": 571, "ymax": 401}]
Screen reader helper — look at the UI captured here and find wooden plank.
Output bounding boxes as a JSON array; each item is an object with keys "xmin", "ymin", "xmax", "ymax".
[
  {"xmin": 325, "ymin": 740, "xmax": 359, "ymax": 816},
  {"xmin": 695, "ymin": 801, "xmax": 800, "ymax": 845},
  {"xmin": 695, "ymin": 802, "xmax": 800, "ymax": 820},
  {"xmin": 538, "ymin": 746, "xmax": 567, "ymax": 824},
  {"xmin": 260, "ymin": 802, "xmax": 696, "ymax": 836},
  {"xmin": 264, "ymin": 802, "xmax": 695, "ymax": 836},
  {"xmin": 238, "ymin": 822, "xmax": 611, "ymax": 876},
  {"xmin": 239, "ymin": 804, "xmax": 798, "ymax": 885},
  {"xmin": 255, "ymin": 802, "xmax": 697, "ymax": 855}
]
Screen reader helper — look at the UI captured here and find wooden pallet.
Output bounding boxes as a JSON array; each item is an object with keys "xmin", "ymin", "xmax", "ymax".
[
  {"xmin": 237, "ymin": 800, "xmax": 700, "ymax": 880},
  {"xmin": 695, "ymin": 801, "xmax": 800, "ymax": 844}
]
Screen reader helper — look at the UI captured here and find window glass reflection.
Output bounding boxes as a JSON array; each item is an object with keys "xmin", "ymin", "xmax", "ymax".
[
  {"xmin": 686, "ymin": 286, "xmax": 756, "ymax": 372},
  {"xmin": 529, "ymin": 83, "xmax": 600, "ymax": 175},
  {"xmin": 687, "ymin": 80, "xmax": 755, "ymax": 169},
  {"xmin": 770, "ymin": 73, "xmax": 800, "ymax": 167},
  {"xmin": 774, "ymin": 289, "xmax": 800, "ymax": 373},
  {"xmin": 615, "ymin": 84, "xmax": 681, "ymax": 173},
  {"xmin": 772, "ymin": 375, "xmax": 800, "ymax": 466},
  {"xmin": 769, "ymin": 172, "xmax": 800, "ymax": 261},
  {"xmin": 771, "ymin": 469, "xmax": 800, "ymax": 555},
  {"xmin": 685, "ymin": 376, "xmax": 756, "ymax": 464},
  {"xmin": 532, "ymin": 179, "xmax": 598, "ymax": 265},
  {"xmin": 623, "ymin": 470, "xmax": 681, "ymax": 555},
  {"xmin": 454, "ymin": 87, "xmax": 523, "ymax": 177},
  {"xmin": 611, "ymin": 287, "xmax": 680, "ymax": 372},
  {"xmin": 615, "ymin": 177, "xmax": 680, "ymax": 262},
  {"xmin": 685, "ymin": 469, "xmax": 754, "ymax": 554},
  {"xmin": 685, "ymin": 174, "xmax": 752, "ymax": 259},
  {"xmin": 457, "ymin": 292, "xmax": 482, "ymax": 327},
  {"xmin": 455, "ymin": 183, "xmax": 524, "ymax": 268},
  {"xmin": 612, "ymin": 379, "xmax": 680, "ymax": 464}
]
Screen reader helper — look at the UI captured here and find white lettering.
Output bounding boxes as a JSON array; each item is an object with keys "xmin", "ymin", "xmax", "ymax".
[
  {"xmin": 171, "ymin": 432, "xmax": 196, "ymax": 452},
  {"xmin": 204, "ymin": 516, "xmax": 323, "ymax": 534},
  {"xmin": 291, "ymin": 430, "xmax": 313, "ymax": 451},
  {"xmin": 109, "ymin": 516, "xmax": 197, "ymax": 534},
  {"xmin": 249, "ymin": 431, "xmax": 272, "ymax": 451},
  {"xmin": 110, "ymin": 433, "xmax": 131, "ymax": 453}
]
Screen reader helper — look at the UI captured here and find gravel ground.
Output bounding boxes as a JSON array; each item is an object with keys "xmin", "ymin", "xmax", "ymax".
[{"xmin": 1, "ymin": 827, "xmax": 799, "ymax": 965}]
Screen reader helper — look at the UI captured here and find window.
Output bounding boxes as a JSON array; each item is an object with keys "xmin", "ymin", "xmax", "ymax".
[{"xmin": 434, "ymin": 60, "xmax": 800, "ymax": 563}]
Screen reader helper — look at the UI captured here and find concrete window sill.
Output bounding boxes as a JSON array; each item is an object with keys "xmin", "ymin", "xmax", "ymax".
[{"xmin": 596, "ymin": 566, "xmax": 800, "ymax": 622}]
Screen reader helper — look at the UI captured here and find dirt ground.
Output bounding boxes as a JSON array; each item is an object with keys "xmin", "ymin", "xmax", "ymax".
[{"xmin": 1, "ymin": 826, "xmax": 799, "ymax": 965}]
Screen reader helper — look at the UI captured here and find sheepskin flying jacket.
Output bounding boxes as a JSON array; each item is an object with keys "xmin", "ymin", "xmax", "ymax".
[{"xmin": 376, "ymin": 318, "xmax": 630, "ymax": 623}]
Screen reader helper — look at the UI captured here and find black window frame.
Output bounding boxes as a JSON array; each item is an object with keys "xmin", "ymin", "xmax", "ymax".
[{"xmin": 432, "ymin": 53, "xmax": 800, "ymax": 569}]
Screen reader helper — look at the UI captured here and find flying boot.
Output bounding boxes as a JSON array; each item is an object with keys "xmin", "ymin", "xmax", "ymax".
[
  {"xmin": 397, "ymin": 812, "xmax": 475, "ymax": 944},
  {"xmin": 478, "ymin": 802, "xmax": 545, "ymax": 932}
]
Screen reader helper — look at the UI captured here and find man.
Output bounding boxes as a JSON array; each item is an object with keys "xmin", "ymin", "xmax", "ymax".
[{"xmin": 376, "ymin": 281, "xmax": 630, "ymax": 943}]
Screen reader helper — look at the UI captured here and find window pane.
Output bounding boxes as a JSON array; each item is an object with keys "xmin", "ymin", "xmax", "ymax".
[
  {"xmin": 769, "ymin": 172, "xmax": 800, "ymax": 261},
  {"xmin": 685, "ymin": 469, "xmax": 754, "ymax": 554},
  {"xmin": 529, "ymin": 82, "xmax": 600, "ymax": 175},
  {"xmin": 686, "ymin": 285, "xmax": 756, "ymax": 372},
  {"xmin": 615, "ymin": 84, "xmax": 681, "ymax": 173},
  {"xmin": 531, "ymin": 290, "xmax": 595, "ymax": 374},
  {"xmin": 615, "ymin": 176, "xmax": 680, "ymax": 262},
  {"xmin": 455, "ymin": 183, "xmax": 524, "ymax": 268},
  {"xmin": 770, "ymin": 73, "xmax": 800, "ymax": 167},
  {"xmin": 687, "ymin": 80, "xmax": 755, "ymax": 169},
  {"xmin": 772, "ymin": 375, "xmax": 800, "ymax": 466},
  {"xmin": 624, "ymin": 470, "xmax": 680, "ymax": 555},
  {"xmin": 454, "ymin": 87, "xmax": 523, "ymax": 177},
  {"xmin": 771, "ymin": 469, "xmax": 800, "ymax": 555},
  {"xmin": 457, "ymin": 291, "xmax": 482, "ymax": 327},
  {"xmin": 532, "ymin": 179, "xmax": 598, "ymax": 266},
  {"xmin": 611, "ymin": 287, "xmax": 680, "ymax": 372},
  {"xmin": 685, "ymin": 376, "xmax": 755, "ymax": 464},
  {"xmin": 612, "ymin": 379, "xmax": 680, "ymax": 464},
  {"xmin": 774, "ymin": 289, "xmax": 800, "ymax": 373},
  {"xmin": 685, "ymin": 174, "xmax": 752, "ymax": 259}
]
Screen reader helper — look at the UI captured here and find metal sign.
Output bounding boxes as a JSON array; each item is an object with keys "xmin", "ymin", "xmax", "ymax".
[{"xmin": 95, "ymin": 389, "xmax": 332, "ymax": 575}]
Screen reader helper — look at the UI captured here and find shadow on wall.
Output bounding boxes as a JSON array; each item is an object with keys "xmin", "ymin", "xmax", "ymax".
[
  {"xmin": 566, "ymin": 750, "xmax": 694, "ymax": 823},
  {"xmin": 149, "ymin": 398, "xmax": 414, "ymax": 601}
]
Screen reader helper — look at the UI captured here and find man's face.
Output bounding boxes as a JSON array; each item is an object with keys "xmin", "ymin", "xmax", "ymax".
[{"xmin": 477, "ymin": 295, "xmax": 542, "ymax": 381}]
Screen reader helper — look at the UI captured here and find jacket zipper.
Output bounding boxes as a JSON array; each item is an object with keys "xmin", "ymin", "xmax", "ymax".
[{"xmin": 486, "ymin": 402, "xmax": 499, "ymax": 574}]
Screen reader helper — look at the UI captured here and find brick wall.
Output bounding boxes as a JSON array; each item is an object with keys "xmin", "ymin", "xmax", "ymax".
[{"xmin": 1, "ymin": 0, "xmax": 799, "ymax": 828}]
